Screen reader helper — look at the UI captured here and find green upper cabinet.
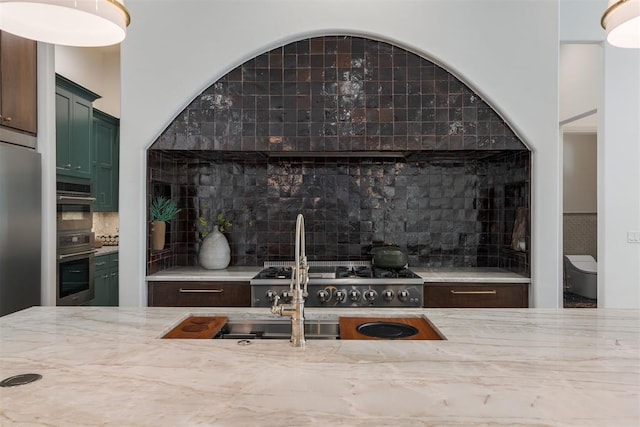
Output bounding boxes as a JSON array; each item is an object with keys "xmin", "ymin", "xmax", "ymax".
[
  {"xmin": 92, "ymin": 110, "xmax": 120, "ymax": 212},
  {"xmin": 55, "ymin": 75, "xmax": 100, "ymax": 179}
]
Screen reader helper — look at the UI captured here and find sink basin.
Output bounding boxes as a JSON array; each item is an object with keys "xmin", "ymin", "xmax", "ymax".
[
  {"xmin": 214, "ymin": 318, "xmax": 340, "ymax": 340},
  {"xmin": 356, "ymin": 321, "xmax": 419, "ymax": 339},
  {"xmin": 162, "ymin": 315, "xmax": 445, "ymax": 340}
]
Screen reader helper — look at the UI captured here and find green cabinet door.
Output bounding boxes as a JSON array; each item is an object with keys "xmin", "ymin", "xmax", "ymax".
[
  {"xmin": 70, "ymin": 95, "xmax": 93, "ymax": 178},
  {"xmin": 91, "ymin": 253, "xmax": 119, "ymax": 306},
  {"xmin": 93, "ymin": 110, "xmax": 119, "ymax": 212},
  {"xmin": 92, "ymin": 267, "xmax": 111, "ymax": 306},
  {"xmin": 55, "ymin": 74, "xmax": 100, "ymax": 179},
  {"xmin": 55, "ymin": 87, "xmax": 72, "ymax": 172}
]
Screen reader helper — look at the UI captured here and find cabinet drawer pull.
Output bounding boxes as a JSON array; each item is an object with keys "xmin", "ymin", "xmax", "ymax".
[
  {"xmin": 450, "ymin": 290, "xmax": 497, "ymax": 295},
  {"xmin": 178, "ymin": 288, "xmax": 224, "ymax": 294}
]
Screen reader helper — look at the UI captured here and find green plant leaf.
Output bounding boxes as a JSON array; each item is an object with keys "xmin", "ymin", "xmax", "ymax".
[{"xmin": 150, "ymin": 196, "xmax": 181, "ymax": 222}]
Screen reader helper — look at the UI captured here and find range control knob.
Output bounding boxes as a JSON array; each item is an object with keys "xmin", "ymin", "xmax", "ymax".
[
  {"xmin": 317, "ymin": 289, "xmax": 330, "ymax": 303},
  {"xmin": 349, "ymin": 289, "xmax": 361, "ymax": 302},
  {"xmin": 335, "ymin": 289, "xmax": 346, "ymax": 302},
  {"xmin": 382, "ymin": 289, "xmax": 394, "ymax": 302},
  {"xmin": 281, "ymin": 290, "xmax": 292, "ymax": 302},
  {"xmin": 398, "ymin": 289, "xmax": 410, "ymax": 302},
  {"xmin": 266, "ymin": 290, "xmax": 278, "ymax": 302},
  {"xmin": 363, "ymin": 289, "xmax": 378, "ymax": 302}
]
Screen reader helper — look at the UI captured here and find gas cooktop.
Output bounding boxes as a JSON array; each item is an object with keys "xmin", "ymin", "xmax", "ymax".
[
  {"xmin": 250, "ymin": 261, "xmax": 424, "ymax": 308},
  {"xmin": 253, "ymin": 264, "xmax": 421, "ymax": 281}
]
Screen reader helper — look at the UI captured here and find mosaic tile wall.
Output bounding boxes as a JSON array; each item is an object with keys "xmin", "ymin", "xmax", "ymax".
[
  {"xmin": 147, "ymin": 150, "xmax": 530, "ymax": 274},
  {"xmin": 563, "ymin": 213, "xmax": 597, "ymax": 259},
  {"xmin": 151, "ymin": 36, "xmax": 526, "ymax": 153},
  {"xmin": 146, "ymin": 35, "xmax": 531, "ymax": 275},
  {"xmin": 146, "ymin": 151, "xmax": 181, "ymax": 275}
]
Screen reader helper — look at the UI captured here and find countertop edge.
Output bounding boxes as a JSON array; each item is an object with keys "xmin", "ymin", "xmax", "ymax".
[{"xmin": 146, "ymin": 266, "xmax": 531, "ymax": 283}]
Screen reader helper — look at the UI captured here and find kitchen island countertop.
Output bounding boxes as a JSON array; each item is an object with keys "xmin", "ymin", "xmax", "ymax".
[{"xmin": 0, "ymin": 307, "xmax": 637, "ymax": 426}]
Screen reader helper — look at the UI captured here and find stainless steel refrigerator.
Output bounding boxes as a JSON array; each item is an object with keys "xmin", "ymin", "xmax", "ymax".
[{"xmin": 0, "ymin": 141, "xmax": 41, "ymax": 316}]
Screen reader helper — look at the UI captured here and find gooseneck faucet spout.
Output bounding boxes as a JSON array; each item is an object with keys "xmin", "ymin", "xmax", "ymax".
[{"xmin": 271, "ymin": 214, "xmax": 308, "ymax": 347}]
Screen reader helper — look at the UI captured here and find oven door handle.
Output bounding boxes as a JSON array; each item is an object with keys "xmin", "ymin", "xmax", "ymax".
[
  {"xmin": 57, "ymin": 195, "xmax": 97, "ymax": 202},
  {"xmin": 58, "ymin": 250, "xmax": 97, "ymax": 260}
]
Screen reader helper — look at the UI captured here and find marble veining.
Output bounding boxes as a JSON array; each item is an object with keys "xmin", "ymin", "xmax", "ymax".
[{"xmin": 1, "ymin": 307, "xmax": 637, "ymax": 426}]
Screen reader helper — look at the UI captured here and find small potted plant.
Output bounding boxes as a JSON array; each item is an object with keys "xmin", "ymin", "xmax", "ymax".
[{"xmin": 150, "ymin": 196, "xmax": 181, "ymax": 250}]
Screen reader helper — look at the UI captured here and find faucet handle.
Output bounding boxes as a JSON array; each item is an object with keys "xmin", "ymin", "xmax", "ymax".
[{"xmin": 271, "ymin": 293, "xmax": 280, "ymax": 307}]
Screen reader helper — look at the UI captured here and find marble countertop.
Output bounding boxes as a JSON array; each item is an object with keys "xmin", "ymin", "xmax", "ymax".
[
  {"xmin": 94, "ymin": 245, "xmax": 119, "ymax": 256},
  {"xmin": 411, "ymin": 267, "xmax": 530, "ymax": 283},
  {"xmin": 1, "ymin": 307, "xmax": 637, "ymax": 426},
  {"xmin": 147, "ymin": 266, "xmax": 530, "ymax": 283},
  {"xmin": 147, "ymin": 266, "xmax": 262, "ymax": 281}
]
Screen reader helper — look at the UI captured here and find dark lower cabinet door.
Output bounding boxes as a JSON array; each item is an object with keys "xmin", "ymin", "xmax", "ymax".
[
  {"xmin": 424, "ymin": 283, "xmax": 529, "ymax": 308},
  {"xmin": 148, "ymin": 281, "xmax": 251, "ymax": 307}
]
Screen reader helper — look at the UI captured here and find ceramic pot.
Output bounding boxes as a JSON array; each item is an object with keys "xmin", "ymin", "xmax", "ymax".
[
  {"xmin": 199, "ymin": 226, "xmax": 230, "ymax": 270},
  {"xmin": 151, "ymin": 221, "xmax": 166, "ymax": 250},
  {"xmin": 370, "ymin": 245, "xmax": 408, "ymax": 269}
]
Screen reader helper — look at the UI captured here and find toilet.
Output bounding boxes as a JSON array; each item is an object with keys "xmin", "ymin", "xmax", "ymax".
[{"xmin": 563, "ymin": 255, "xmax": 597, "ymax": 300}]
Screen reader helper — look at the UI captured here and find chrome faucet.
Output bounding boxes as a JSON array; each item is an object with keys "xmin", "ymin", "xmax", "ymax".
[{"xmin": 270, "ymin": 214, "xmax": 308, "ymax": 347}]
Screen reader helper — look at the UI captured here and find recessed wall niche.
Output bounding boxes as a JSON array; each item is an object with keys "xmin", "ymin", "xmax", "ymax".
[{"xmin": 147, "ymin": 35, "xmax": 530, "ymax": 275}]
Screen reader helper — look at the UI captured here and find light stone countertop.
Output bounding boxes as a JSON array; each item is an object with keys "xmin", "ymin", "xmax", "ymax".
[
  {"xmin": 0, "ymin": 307, "xmax": 637, "ymax": 426},
  {"xmin": 94, "ymin": 245, "xmax": 119, "ymax": 257},
  {"xmin": 411, "ymin": 267, "xmax": 530, "ymax": 283},
  {"xmin": 146, "ymin": 266, "xmax": 262, "ymax": 281},
  {"xmin": 147, "ymin": 266, "xmax": 530, "ymax": 283}
]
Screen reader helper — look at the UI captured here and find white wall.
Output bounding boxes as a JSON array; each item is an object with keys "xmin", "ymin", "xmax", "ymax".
[
  {"xmin": 559, "ymin": 44, "xmax": 601, "ymax": 132},
  {"xmin": 560, "ymin": 0, "xmax": 640, "ymax": 308},
  {"xmin": 563, "ymin": 134, "xmax": 597, "ymax": 213},
  {"xmin": 54, "ymin": 45, "xmax": 121, "ymax": 117},
  {"xmin": 599, "ymin": 47, "xmax": 640, "ymax": 307},
  {"xmin": 120, "ymin": 0, "xmax": 561, "ymax": 307},
  {"xmin": 37, "ymin": 43, "xmax": 57, "ymax": 307}
]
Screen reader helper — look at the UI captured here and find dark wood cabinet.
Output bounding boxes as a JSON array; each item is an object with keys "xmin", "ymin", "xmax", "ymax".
[
  {"xmin": 424, "ymin": 283, "xmax": 529, "ymax": 308},
  {"xmin": 148, "ymin": 281, "xmax": 251, "ymax": 307},
  {"xmin": 0, "ymin": 31, "xmax": 37, "ymax": 134}
]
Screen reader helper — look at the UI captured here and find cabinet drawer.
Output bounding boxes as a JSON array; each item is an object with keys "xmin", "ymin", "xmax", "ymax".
[
  {"xmin": 148, "ymin": 281, "xmax": 250, "ymax": 307},
  {"xmin": 95, "ymin": 253, "xmax": 118, "ymax": 270},
  {"xmin": 424, "ymin": 283, "xmax": 528, "ymax": 308}
]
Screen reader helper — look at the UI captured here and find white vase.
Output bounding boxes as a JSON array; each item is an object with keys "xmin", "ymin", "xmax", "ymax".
[{"xmin": 198, "ymin": 226, "xmax": 230, "ymax": 270}]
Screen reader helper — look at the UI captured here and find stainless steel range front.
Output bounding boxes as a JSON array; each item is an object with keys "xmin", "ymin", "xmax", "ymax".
[{"xmin": 250, "ymin": 261, "xmax": 424, "ymax": 308}]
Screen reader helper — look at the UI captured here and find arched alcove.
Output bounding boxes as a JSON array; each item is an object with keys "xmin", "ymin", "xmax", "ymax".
[{"xmin": 146, "ymin": 35, "xmax": 530, "ymax": 275}]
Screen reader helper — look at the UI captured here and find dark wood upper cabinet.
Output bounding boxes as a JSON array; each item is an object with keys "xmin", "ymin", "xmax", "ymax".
[{"xmin": 0, "ymin": 31, "xmax": 37, "ymax": 135}]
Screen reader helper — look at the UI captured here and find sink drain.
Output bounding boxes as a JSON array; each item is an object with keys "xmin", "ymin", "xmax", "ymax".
[{"xmin": 0, "ymin": 373, "xmax": 42, "ymax": 388}]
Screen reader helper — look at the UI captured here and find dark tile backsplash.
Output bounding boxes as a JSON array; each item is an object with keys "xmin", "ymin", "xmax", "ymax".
[
  {"xmin": 148, "ymin": 150, "xmax": 530, "ymax": 274},
  {"xmin": 147, "ymin": 35, "xmax": 530, "ymax": 275},
  {"xmin": 152, "ymin": 36, "xmax": 526, "ymax": 153}
]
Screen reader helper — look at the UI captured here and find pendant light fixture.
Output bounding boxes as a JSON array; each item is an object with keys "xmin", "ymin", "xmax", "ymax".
[
  {"xmin": 0, "ymin": 0, "xmax": 130, "ymax": 47},
  {"xmin": 602, "ymin": 0, "xmax": 640, "ymax": 48}
]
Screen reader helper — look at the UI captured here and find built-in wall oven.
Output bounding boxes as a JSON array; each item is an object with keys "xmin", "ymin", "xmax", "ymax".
[
  {"xmin": 56, "ymin": 178, "xmax": 96, "ymax": 306},
  {"xmin": 56, "ymin": 178, "xmax": 94, "ymax": 231},
  {"xmin": 57, "ymin": 230, "xmax": 96, "ymax": 305}
]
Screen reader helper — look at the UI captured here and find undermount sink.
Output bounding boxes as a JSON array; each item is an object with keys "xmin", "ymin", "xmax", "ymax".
[
  {"xmin": 162, "ymin": 315, "xmax": 445, "ymax": 340},
  {"xmin": 215, "ymin": 318, "xmax": 340, "ymax": 340}
]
